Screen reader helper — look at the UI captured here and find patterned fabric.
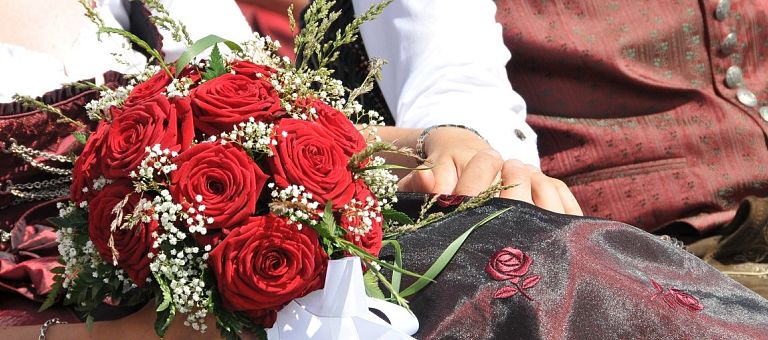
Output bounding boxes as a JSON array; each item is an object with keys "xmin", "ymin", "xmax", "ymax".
[
  {"xmin": 390, "ymin": 193, "xmax": 768, "ymax": 339},
  {"xmin": 497, "ymin": 0, "xmax": 768, "ymax": 232}
]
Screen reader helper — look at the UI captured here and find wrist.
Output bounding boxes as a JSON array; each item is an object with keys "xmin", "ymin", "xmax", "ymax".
[{"xmin": 416, "ymin": 124, "xmax": 488, "ymax": 159}]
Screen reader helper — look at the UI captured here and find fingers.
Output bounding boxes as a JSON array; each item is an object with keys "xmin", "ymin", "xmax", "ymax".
[
  {"xmin": 399, "ymin": 150, "xmax": 584, "ymax": 216},
  {"xmin": 553, "ymin": 179, "xmax": 583, "ymax": 216},
  {"xmin": 499, "ymin": 160, "xmax": 534, "ymax": 205},
  {"xmin": 429, "ymin": 156, "xmax": 459, "ymax": 194},
  {"xmin": 530, "ymin": 172, "xmax": 566, "ymax": 214},
  {"xmin": 398, "ymin": 167, "xmax": 436, "ymax": 193},
  {"xmin": 499, "ymin": 160, "xmax": 583, "ymax": 215},
  {"xmin": 453, "ymin": 149, "xmax": 503, "ymax": 196}
]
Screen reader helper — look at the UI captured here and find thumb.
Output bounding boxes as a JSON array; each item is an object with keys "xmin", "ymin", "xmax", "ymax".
[{"xmin": 398, "ymin": 169, "xmax": 436, "ymax": 193}]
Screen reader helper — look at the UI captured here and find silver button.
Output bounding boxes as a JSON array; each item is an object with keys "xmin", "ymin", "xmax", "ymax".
[
  {"xmin": 737, "ymin": 88, "xmax": 758, "ymax": 107},
  {"xmin": 725, "ymin": 65, "xmax": 743, "ymax": 88},
  {"xmin": 514, "ymin": 129, "xmax": 526, "ymax": 141},
  {"xmin": 715, "ymin": 0, "xmax": 731, "ymax": 21},
  {"xmin": 721, "ymin": 32, "xmax": 737, "ymax": 55},
  {"xmin": 759, "ymin": 106, "xmax": 768, "ymax": 122}
]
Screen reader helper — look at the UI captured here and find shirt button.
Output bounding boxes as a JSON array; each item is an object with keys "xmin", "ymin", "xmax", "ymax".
[
  {"xmin": 514, "ymin": 129, "xmax": 527, "ymax": 141},
  {"xmin": 721, "ymin": 32, "xmax": 737, "ymax": 55},
  {"xmin": 715, "ymin": 0, "xmax": 731, "ymax": 21},
  {"xmin": 737, "ymin": 88, "xmax": 758, "ymax": 107},
  {"xmin": 760, "ymin": 107, "xmax": 768, "ymax": 122},
  {"xmin": 725, "ymin": 65, "xmax": 743, "ymax": 88}
]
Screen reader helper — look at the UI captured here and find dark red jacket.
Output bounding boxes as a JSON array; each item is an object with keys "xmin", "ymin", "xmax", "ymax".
[{"xmin": 498, "ymin": 0, "xmax": 768, "ymax": 232}]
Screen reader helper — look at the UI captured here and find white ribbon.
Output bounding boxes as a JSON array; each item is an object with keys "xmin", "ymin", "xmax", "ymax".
[{"xmin": 267, "ymin": 256, "xmax": 419, "ymax": 339}]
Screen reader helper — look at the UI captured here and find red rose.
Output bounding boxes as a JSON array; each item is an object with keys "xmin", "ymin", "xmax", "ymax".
[
  {"xmin": 667, "ymin": 289, "xmax": 704, "ymax": 312},
  {"xmin": 88, "ymin": 181, "xmax": 158, "ymax": 285},
  {"xmin": 269, "ymin": 118, "xmax": 356, "ymax": 209},
  {"xmin": 123, "ymin": 70, "xmax": 172, "ymax": 108},
  {"xmin": 71, "ymin": 121, "xmax": 109, "ymax": 203},
  {"xmin": 190, "ymin": 73, "xmax": 284, "ymax": 136},
  {"xmin": 303, "ymin": 98, "xmax": 367, "ymax": 157},
  {"xmin": 209, "ymin": 214, "xmax": 327, "ymax": 312},
  {"xmin": 485, "ymin": 247, "xmax": 533, "ymax": 281},
  {"xmin": 231, "ymin": 60, "xmax": 276, "ymax": 79},
  {"xmin": 169, "ymin": 142, "xmax": 268, "ymax": 233},
  {"xmin": 341, "ymin": 185, "xmax": 383, "ymax": 257},
  {"xmin": 100, "ymin": 94, "xmax": 193, "ymax": 179}
]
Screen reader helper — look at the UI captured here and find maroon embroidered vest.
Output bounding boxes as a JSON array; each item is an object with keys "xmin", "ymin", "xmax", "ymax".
[{"xmin": 497, "ymin": 0, "xmax": 768, "ymax": 232}]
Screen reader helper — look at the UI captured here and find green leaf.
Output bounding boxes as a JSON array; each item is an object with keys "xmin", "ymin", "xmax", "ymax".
[
  {"xmin": 253, "ymin": 328, "xmax": 268, "ymax": 340},
  {"xmin": 382, "ymin": 240, "xmax": 403, "ymax": 297},
  {"xmin": 399, "ymin": 207, "xmax": 512, "ymax": 298},
  {"xmin": 39, "ymin": 276, "xmax": 63, "ymax": 311},
  {"xmin": 72, "ymin": 131, "xmax": 89, "ymax": 144},
  {"xmin": 338, "ymin": 238, "xmax": 427, "ymax": 280},
  {"xmin": 76, "ymin": 283, "xmax": 90, "ymax": 302},
  {"xmin": 382, "ymin": 209, "xmax": 414, "ymax": 226},
  {"xmin": 321, "ymin": 201, "xmax": 337, "ymax": 236},
  {"xmin": 90, "ymin": 281, "xmax": 104, "ymax": 299},
  {"xmin": 154, "ymin": 274, "xmax": 173, "ymax": 312},
  {"xmin": 204, "ymin": 268, "xmax": 263, "ymax": 339},
  {"xmin": 202, "ymin": 44, "xmax": 226, "ymax": 81},
  {"xmin": 175, "ymin": 34, "xmax": 242, "ymax": 77},
  {"xmin": 368, "ymin": 265, "xmax": 409, "ymax": 309},
  {"xmin": 154, "ymin": 302, "xmax": 176, "ymax": 338},
  {"xmin": 363, "ymin": 269, "xmax": 385, "ymax": 300},
  {"xmin": 48, "ymin": 209, "xmax": 88, "ymax": 229},
  {"xmin": 86, "ymin": 314, "xmax": 95, "ymax": 332}
]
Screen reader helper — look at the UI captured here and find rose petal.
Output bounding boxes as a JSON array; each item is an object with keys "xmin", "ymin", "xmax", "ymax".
[{"xmin": 494, "ymin": 286, "xmax": 519, "ymax": 299}]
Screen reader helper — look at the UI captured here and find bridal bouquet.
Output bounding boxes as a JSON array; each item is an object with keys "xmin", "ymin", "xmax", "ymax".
[{"xmin": 39, "ymin": 1, "xmax": 427, "ymax": 338}]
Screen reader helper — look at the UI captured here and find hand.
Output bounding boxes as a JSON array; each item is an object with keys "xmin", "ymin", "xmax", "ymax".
[
  {"xmin": 398, "ymin": 127, "xmax": 582, "ymax": 215},
  {"xmin": 398, "ymin": 126, "xmax": 496, "ymax": 195},
  {"xmin": 497, "ymin": 159, "xmax": 583, "ymax": 216}
]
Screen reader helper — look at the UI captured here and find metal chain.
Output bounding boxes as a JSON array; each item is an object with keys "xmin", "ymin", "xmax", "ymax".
[
  {"xmin": 0, "ymin": 229, "xmax": 10, "ymax": 243},
  {"xmin": 8, "ymin": 187, "xmax": 70, "ymax": 201},
  {"xmin": 3, "ymin": 177, "xmax": 71, "ymax": 191},
  {"xmin": 0, "ymin": 177, "xmax": 70, "ymax": 210},
  {"xmin": 5, "ymin": 138, "xmax": 75, "ymax": 163},
  {"xmin": 39, "ymin": 318, "xmax": 68, "ymax": 340},
  {"xmin": 3, "ymin": 138, "xmax": 74, "ymax": 175}
]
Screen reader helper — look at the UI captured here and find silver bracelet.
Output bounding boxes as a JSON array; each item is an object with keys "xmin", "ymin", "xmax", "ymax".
[
  {"xmin": 415, "ymin": 124, "xmax": 487, "ymax": 160},
  {"xmin": 39, "ymin": 318, "xmax": 67, "ymax": 340}
]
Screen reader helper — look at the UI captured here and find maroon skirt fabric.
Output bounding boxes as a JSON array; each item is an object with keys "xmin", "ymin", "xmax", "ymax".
[
  {"xmin": 0, "ymin": 73, "xmax": 126, "ymax": 327},
  {"xmin": 391, "ymin": 193, "xmax": 768, "ymax": 339}
]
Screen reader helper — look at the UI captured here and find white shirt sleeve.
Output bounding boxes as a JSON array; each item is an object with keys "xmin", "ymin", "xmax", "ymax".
[{"xmin": 351, "ymin": 0, "xmax": 540, "ymax": 168}]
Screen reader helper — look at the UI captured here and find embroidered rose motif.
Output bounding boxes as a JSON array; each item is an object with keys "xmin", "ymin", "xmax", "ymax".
[
  {"xmin": 667, "ymin": 289, "xmax": 704, "ymax": 312},
  {"xmin": 651, "ymin": 279, "xmax": 704, "ymax": 312},
  {"xmin": 435, "ymin": 194, "xmax": 467, "ymax": 208},
  {"xmin": 486, "ymin": 247, "xmax": 540, "ymax": 301},
  {"xmin": 486, "ymin": 247, "xmax": 533, "ymax": 280}
]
